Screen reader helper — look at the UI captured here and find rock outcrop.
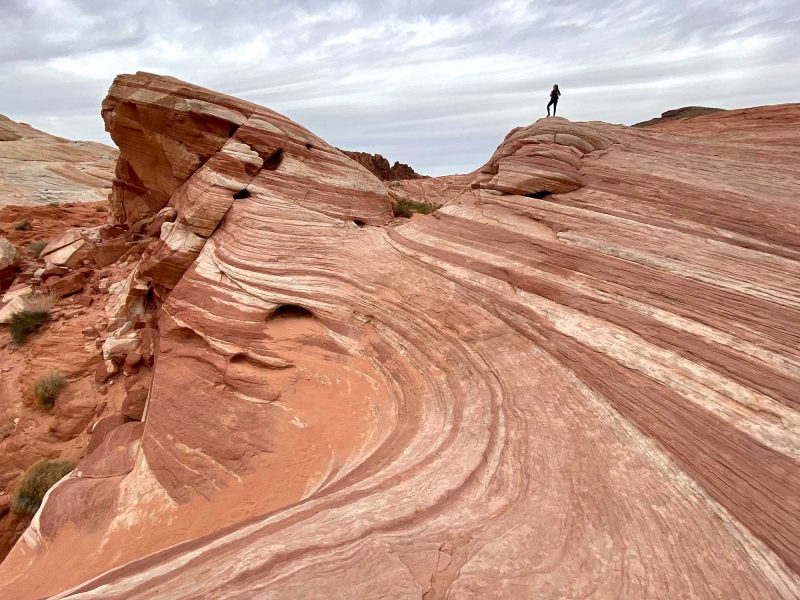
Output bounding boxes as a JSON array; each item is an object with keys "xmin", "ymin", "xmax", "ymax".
[
  {"xmin": 0, "ymin": 237, "xmax": 16, "ymax": 291},
  {"xmin": 340, "ymin": 149, "xmax": 423, "ymax": 180},
  {"xmin": 633, "ymin": 105, "xmax": 724, "ymax": 127},
  {"xmin": 0, "ymin": 115, "xmax": 116, "ymax": 206},
  {"xmin": 0, "ymin": 75, "xmax": 798, "ymax": 599},
  {"xmin": 0, "ymin": 199, "xmax": 145, "ymax": 562}
]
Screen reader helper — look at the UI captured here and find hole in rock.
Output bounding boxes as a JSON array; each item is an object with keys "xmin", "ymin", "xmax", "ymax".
[
  {"xmin": 228, "ymin": 125, "xmax": 239, "ymax": 137},
  {"xmin": 524, "ymin": 190, "xmax": 552, "ymax": 199},
  {"xmin": 229, "ymin": 352, "xmax": 269, "ymax": 367},
  {"xmin": 353, "ymin": 220, "xmax": 366, "ymax": 227},
  {"xmin": 262, "ymin": 149, "xmax": 284, "ymax": 171},
  {"xmin": 305, "ymin": 143, "xmax": 314, "ymax": 150},
  {"xmin": 270, "ymin": 304, "xmax": 313, "ymax": 319},
  {"xmin": 233, "ymin": 188, "xmax": 251, "ymax": 200}
]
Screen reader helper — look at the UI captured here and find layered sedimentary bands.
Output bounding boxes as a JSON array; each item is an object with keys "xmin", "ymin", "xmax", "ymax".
[
  {"xmin": 0, "ymin": 74, "xmax": 798, "ymax": 598},
  {"xmin": 0, "ymin": 115, "xmax": 116, "ymax": 206}
]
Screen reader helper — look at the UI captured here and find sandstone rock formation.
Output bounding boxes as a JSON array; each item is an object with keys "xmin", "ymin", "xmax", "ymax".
[
  {"xmin": 0, "ymin": 75, "xmax": 798, "ymax": 599},
  {"xmin": 633, "ymin": 105, "xmax": 724, "ymax": 127},
  {"xmin": 340, "ymin": 149, "xmax": 423, "ymax": 180},
  {"xmin": 0, "ymin": 115, "xmax": 116, "ymax": 206},
  {"xmin": 0, "ymin": 199, "xmax": 147, "ymax": 562}
]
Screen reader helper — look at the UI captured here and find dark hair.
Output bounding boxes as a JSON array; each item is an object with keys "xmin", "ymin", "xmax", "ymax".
[{"xmin": 553, "ymin": 84, "xmax": 559, "ymax": 90}]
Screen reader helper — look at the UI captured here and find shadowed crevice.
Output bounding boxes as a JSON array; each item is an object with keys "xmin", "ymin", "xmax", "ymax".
[
  {"xmin": 270, "ymin": 304, "xmax": 313, "ymax": 319},
  {"xmin": 262, "ymin": 149, "xmax": 283, "ymax": 171},
  {"xmin": 524, "ymin": 190, "xmax": 552, "ymax": 199}
]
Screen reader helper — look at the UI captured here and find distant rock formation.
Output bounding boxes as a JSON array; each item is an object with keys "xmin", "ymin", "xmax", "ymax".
[
  {"xmin": 633, "ymin": 106, "xmax": 724, "ymax": 127},
  {"xmin": 0, "ymin": 74, "xmax": 799, "ymax": 600},
  {"xmin": 0, "ymin": 115, "xmax": 116, "ymax": 206},
  {"xmin": 339, "ymin": 149, "xmax": 423, "ymax": 180}
]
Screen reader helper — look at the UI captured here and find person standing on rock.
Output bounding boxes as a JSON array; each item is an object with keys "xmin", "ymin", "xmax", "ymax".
[{"xmin": 547, "ymin": 84, "xmax": 561, "ymax": 117}]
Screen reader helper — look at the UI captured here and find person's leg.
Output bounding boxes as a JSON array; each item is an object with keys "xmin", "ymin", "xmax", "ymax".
[
  {"xmin": 553, "ymin": 101, "xmax": 557, "ymax": 116},
  {"xmin": 546, "ymin": 100, "xmax": 553, "ymax": 116}
]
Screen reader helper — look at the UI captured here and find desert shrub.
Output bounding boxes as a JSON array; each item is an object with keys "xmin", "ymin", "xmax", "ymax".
[
  {"xmin": 11, "ymin": 458, "xmax": 76, "ymax": 516},
  {"xmin": 9, "ymin": 293, "xmax": 55, "ymax": 345},
  {"xmin": 27, "ymin": 240, "xmax": 48, "ymax": 257},
  {"xmin": 13, "ymin": 219, "xmax": 32, "ymax": 231},
  {"xmin": 10, "ymin": 310, "xmax": 49, "ymax": 345},
  {"xmin": 392, "ymin": 197, "xmax": 441, "ymax": 218},
  {"xmin": 33, "ymin": 371, "xmax": 66, "ymax": 410}
]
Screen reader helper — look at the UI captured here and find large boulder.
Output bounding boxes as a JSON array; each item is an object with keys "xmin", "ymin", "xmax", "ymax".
[
  {"xmin": 120, "ymin": 382, "xmax": 148, "ymax": 421},
  {"xmin": 39, "ymin": 229, "xmax": 96, "ymax": 268},
  {"xmin": 43, "ymin": 268, "xmax": 90, "ymax": 298}
]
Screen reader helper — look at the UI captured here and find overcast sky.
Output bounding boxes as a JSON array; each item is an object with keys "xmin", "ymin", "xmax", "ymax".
[{"xmin": 2, "ymin": 0, "xmax": 798, "ymax": 175}]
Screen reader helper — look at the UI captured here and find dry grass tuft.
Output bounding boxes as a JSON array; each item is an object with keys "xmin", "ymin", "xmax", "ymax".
[
  {"xmin": 11, "ymin": 459, "xmax": 77, "ymax": 516},
  {"xmin": 27, "ymin": 240, "xmax": 48, "ymax": 257},
  {"xmin": 9, "ymin": 292, "xmax": 55, "ymax": 345},
  {"xmin": 392, "ymin": 197, "xmax": 441, "ymax": 218},
  {"xmin": 33, "ymin": 371, "xmax": 66, "ymax": 410}
]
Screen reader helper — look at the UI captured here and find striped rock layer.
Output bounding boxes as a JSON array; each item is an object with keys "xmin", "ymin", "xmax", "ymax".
[
  {"xmin": 0, "ymin": 75, "xmax": 798, "ymax": 599},
  {"xmin": 0, "ymin": 114, "xmax": 116, "ymax": 207}
]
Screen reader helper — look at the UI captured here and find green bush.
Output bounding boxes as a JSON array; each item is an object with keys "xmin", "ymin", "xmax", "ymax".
[
  {"xmin": 11, "ymin": 458, "xmax": 76, "ymax": 516},
  {"xmin": 33, "ymin": 371, "xmax": 66, "ymax": 410},
  {"xmin": 10, "ymin": 310, "xmax": 49, "ymax": 345},
  {"xmin": 27, "ymin": 240, "xmax": 48, "ymax": 257},
  {"xmin": 9, "ymin": 293, "xmax": 54, "ymax": 345},
  {"xmin": 392, "ymin": 197, "xmax": 441, "ymax": 218},
  {"xmin": 13, "ymin": 219, "xmax": 32, "ymax": 231}
]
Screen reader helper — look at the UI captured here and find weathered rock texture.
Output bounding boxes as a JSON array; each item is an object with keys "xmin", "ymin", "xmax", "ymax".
[
  {"xmin": 391, "ymin": 172, "xmax": 474, "ymax": 208},
  {"xmin": 0, "ymin": 75, "xmax": 798, "ymax": 599},
  {"xmin": 0, "ymin": 115, "xmax": 116, "ymax": 206},
  {"xmin": 0, "ymin": 200, "xmax": 146, "ymax": 562},
  {"xmin": 340, "ymin": 149, "xmax": 424, "ymax": 180}
]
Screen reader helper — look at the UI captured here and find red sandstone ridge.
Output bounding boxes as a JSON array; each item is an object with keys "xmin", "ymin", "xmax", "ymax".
[
  {"xmin": 0, "ymin": 74, "xmax": 799, "ymax": 599},
  {"xmin": 339, "ymin": 149, "xmax": 423, "ymax": 180},
  {"xmin": 632, "ymin": 105, "xmax": 724, "ymax": 127},
  {"xmin": 0, "ymin": 115, "xmax": 116, "ymax": 206}
]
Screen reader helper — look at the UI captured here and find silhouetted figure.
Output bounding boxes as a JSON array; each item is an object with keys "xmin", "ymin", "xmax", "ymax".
[{"xmin": 547, "ymin": 84, "xmax": 561, "ymax": 117}]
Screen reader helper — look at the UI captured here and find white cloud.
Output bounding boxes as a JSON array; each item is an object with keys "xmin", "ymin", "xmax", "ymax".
[{"xmin": 1, "ymin": 0, "xmax": 798, "ymax": 175}]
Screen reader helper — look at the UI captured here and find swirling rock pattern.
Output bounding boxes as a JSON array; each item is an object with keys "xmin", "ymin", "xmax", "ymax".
[
  {"xmin": 0, "ymin": 114, "xmax": 115, "ymax": 207},
  {"xmin": 1, "ymin": 75, "xmax": 798, "ymax": 599}
]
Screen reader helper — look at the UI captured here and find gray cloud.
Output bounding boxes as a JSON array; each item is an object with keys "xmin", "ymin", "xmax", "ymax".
[{"xmin": 2, "ymin": 0, "xmax": 798, "ymax": 175}]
